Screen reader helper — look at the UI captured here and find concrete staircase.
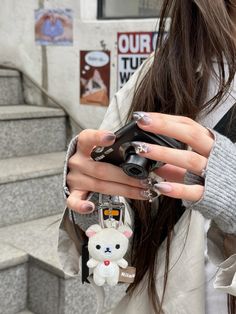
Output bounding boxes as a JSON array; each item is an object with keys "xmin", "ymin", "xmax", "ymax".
[{"xmin": 0, "ymin": 70, "xmax": 126, "ymax": 314}]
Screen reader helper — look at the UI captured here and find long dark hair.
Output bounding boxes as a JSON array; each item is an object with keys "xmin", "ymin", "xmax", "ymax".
[{"xmin": 127, "ymin": 1, "xmax": 236, "ymax": 313}]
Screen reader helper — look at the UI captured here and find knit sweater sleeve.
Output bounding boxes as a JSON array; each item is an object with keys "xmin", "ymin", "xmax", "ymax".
[{"xmin": 183, "ymin": 130, "xmax": 236, "ymax": 234}]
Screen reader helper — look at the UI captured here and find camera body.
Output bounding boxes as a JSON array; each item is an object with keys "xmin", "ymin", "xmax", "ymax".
[{"xmin": 91, "ymin": 120, "xmax": 182, "ymax": 179}]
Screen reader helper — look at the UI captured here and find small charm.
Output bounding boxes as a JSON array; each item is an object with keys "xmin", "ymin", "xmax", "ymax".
[
  {"xmin": 86, "ymin": 224, "xmax": 133, "ymax": 286},
  {"xmin": 141, "ymin": 189, "xmax": 159, "ymax": 202},
  {"xmin": 132, "ymin": 142, "xmax": 150, "ymax": 154}
]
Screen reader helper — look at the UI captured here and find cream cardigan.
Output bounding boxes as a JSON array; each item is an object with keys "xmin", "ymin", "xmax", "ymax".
[{"xmin": 58, "ymin": 57, "xmax": 236, "ymax": 313}]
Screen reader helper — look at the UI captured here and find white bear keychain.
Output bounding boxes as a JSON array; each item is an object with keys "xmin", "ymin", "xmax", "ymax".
[
  {"xmin": 85, "ymin": 194, "xmax": 133, "ymax": 286},
  {"xmin": 86, "ymin": 224, "xmax": 132, "ymax": 286}
]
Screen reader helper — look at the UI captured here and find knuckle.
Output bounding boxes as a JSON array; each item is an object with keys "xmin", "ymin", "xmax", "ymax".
[
  {"xmin": 66, "ymin": 172, "xmax": 74, "ymax": 187},
  {"xmin": 156, "ymin": 146, "xmax": 167, "ymax": 159},
  {"xmin": 126, "ymin": 186, "xmax": 140, "ymax": 199},
  {"xmin": 89, "ymin": 178, "xmax": 100, "ymax": 192},
  {"xmin": 181, "ymin": 116, "xmax": 193, "ymax": 125},
  {"xmin": 76, "ymin": 130, "xmax": 85, "ymax": 145},
  {"xmin": 66, "ymin": 195, "xmax": 79, "ymax": 211},
  {"xmin": 67, "ymin": 154, "xmax": 78, "ymax": 169},
  {"xmin": 97, "ymin": 181, "xmax": 107, "ymax": 193},
  {"xmin": 174, "ymin": 185, "xmax": 185, "ymax": 198},
  {"xmin": 157, "ymin": 115, "xmax": 167, "ymax": 130},
  {"xmin": 95, "ymin": 163, "xmax": 107, "ymax": 179},
  {"xmin": 187, "ymin": 152, "xmax": 201, "ymax": 170},
  {"xmin": 187, "ymin": 126, "xmax": 201, "ymax": 144},
  {"xmin": 77, "ymin": 129, "xmax": 92, "ymax": 146},
  {"xmin": 68, "ymin": 155, "xmax": 84, "ymax": 172}
]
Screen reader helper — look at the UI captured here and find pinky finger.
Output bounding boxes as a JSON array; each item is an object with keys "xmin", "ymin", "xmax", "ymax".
[
  {"xmin": 67, "ymin": 190, "xmax": 95, "ymax": 214},
  {"xmin": 154, "ymin": 182, "xmax": 204, "ymax": 202}
]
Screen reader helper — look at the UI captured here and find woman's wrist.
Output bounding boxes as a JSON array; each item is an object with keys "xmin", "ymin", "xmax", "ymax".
[{"xmin": 183, "ymin": 131, "xmax": 236, "ymax": 234}]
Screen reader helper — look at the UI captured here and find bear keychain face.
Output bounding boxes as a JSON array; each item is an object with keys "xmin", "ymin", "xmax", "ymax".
[{"xmin": 86, "ymin": 224, "xmax": 133, "ymax": 286}]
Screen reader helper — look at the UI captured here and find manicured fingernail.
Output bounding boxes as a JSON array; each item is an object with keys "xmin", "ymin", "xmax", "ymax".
[
  {"xmin": 140, "ymin": 189, "xmax": 158, "ymax": 202},
  {"xmin": 132, "ymin": 142, "xmax": 150, "ymax": 154},
  {"xmin": 102, "ymin": 132, "xmax": 116, "ymax": 142},
  {"xmin": 154, "ymin": 182, "xmax": 173, "ymax": 193},
  {"xmin": 81, "ymin": 203, "xmax": 95, "ymax": 213},
  {"xmin": 140, "ymin": 178, "xmax": 151, "ymax": 188},
  {"xmin": 133, "ymin": 112, "xmax": 152, "ymax": 125}
]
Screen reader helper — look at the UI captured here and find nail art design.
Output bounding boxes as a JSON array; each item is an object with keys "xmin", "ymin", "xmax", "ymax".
[
  {"xmin": 140, "ymin": 178, "xmax": 152, "ymax": 188},
  {"xmin": 133, "ymin": 112, "xmax": 151, "ymax": 125},
  {"xmin": 132, "ymin": 142, "xmax": 150, "ymax": 154},
  {"xmin": 141, "ymin": 189, "xmax": 159, "ymax": 202}
]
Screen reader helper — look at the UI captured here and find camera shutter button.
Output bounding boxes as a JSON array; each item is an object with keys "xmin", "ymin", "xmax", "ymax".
[{"xmin": 94, "ymin": 146, "xmax": 104, "ymax": 153}]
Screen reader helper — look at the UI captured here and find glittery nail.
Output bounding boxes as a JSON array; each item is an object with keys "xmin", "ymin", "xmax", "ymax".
[
  {"xmin": 140, "ymin": 178, "xmax": 151, "ymax": 188},
  {"xmin": 133, "ymin": 112, "xmax": 152, "ymax": 125},
  {"xmin": 132, "ymin": 142, "xmax": 150, "ymax": 154},
  {"xmin": 140, "ymin": 189, "xmax": 158, "ymax": 202}
]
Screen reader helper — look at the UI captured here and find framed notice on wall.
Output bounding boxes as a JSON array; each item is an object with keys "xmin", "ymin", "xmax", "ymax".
[
  {"xmin": 80, "ymin": 50, "xmax": 110, "ymax": 106},
  {"xmin": 117, "ymin": 32, "xmax": 157, "ymax": 90}
]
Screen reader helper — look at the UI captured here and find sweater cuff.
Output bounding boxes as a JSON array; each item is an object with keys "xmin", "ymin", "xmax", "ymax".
[
  {"xmin": 63, "ymin": 136, "xmax": 78, "ymax": 198},
  {"xmin": 183, "ymin": 131, "xmax": 236, "ymax": 234}
]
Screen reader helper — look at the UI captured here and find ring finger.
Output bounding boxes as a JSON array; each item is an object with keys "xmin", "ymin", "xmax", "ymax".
[{"xmin": 67, "ymin": 172, "xmax": 149, "ymax": 200}]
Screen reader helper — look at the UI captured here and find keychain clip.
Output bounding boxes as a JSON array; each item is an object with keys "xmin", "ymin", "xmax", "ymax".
[{"xmin": 98, "ymin": 194, "xmax": 125, "ymax": 228}]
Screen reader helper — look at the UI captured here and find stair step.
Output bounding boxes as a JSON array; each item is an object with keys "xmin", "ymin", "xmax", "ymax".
[
  {"xmin": 0, "ymin": 215, "xmax": 126, "ymax": 314},
  {"xmin": 0, "ymin": 69, "xmax": 23, "ymax": 105},
  {"xmin": 0, "ymin": 105, "xmax": 67, "ymax": 158},
  {"xmin": 0, "ymin": 152, "xmax": 65, "ymax": 227},
  {"xmin": 0, "ymin": 104, "xmax": 66, "ymax": 120},
  {"xmin": 0, "ymin": 243, "xmax": 28, "ymax": 314}
]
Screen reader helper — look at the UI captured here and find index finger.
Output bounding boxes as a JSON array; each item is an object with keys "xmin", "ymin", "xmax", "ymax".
[
  {"xmin": 134, "ymin": 112, "xmax": 214, "ymax": 156},
  {"xmin": 77, "ymin": 129, "xmax": 116, "ymax": 157}
]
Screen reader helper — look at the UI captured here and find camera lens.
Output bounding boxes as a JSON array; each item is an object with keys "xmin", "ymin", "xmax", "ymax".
[{"xmin": 122, "ymin": 154, "xmax": 150, "ymax": 179}]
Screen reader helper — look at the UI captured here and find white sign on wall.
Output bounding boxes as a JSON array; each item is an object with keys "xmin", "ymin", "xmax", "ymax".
[{"xmin": 117, "ymin": 32, "xmax": 157, "ymax": 90}]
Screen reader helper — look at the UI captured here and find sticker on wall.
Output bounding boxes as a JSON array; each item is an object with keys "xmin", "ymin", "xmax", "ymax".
[
  {"xmin": 80, "ymin": 51, "xmax": 110, "ymax": 106},
  {"xmin": 35, "ymin": 9, "xmax": 73, "ymax": 46},
  {"xmin": 117, "ymin": 32, "xmax": 158, "ymax": 90}
]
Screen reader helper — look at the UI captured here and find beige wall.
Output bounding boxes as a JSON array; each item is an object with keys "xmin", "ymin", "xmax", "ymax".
[{"xmin": 0, "ymin": 0, "xmax": 158, "ymax": 130}]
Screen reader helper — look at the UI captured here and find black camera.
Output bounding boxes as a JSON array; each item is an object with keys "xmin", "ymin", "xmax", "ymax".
[{"xmin": 91, "ymin": 120, "xmax": 182, "ymax": 179}]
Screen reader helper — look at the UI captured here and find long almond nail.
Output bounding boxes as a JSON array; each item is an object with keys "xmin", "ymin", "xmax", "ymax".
[
  {"xmin": 133, "ymin": 112, "xmax": 152, "ymax": 125},
  {"xmin": 154, "ymin": 183, "xmax": 173, "ymax": 193}
]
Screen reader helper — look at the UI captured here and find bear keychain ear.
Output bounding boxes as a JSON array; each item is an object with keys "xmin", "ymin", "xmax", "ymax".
[
  {"xmin": 86, "ymin": 224, "xmax": 102, "ymax": 238},
  {"xmin": 117, "ymin": 225, "xmax": 133, "ymax": 238}
]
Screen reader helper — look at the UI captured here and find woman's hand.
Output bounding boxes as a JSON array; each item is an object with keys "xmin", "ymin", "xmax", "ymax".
[
  {"xmin": 66, "ymin": 129, "xmax": 152, "ymax": 214},
  {"xmin": 132, "ymin": 112, "xmax": 215, "ymax": 202}
]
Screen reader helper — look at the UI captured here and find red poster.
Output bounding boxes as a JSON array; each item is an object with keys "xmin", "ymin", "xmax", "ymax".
[{"xmin": 80, "ymin": 50, "xmax": 110, "ymax": 106}]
